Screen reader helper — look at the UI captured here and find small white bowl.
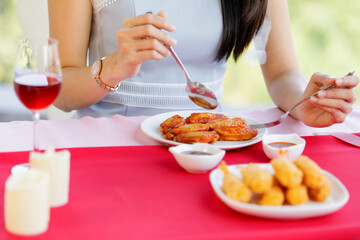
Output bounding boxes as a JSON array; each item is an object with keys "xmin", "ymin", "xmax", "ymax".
[
  {"xmin": 262, "ymin": 133, "xmax": 306, "ymax": 160},
  {"xmin": 169, "ymin": 143, "xmax": 226, "ymax": 174}
]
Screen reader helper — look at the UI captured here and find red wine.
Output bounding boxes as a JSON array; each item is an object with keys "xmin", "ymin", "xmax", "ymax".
[{"xmin": 14, "ymin": 73, "xmax": 62, "ymax": 111}]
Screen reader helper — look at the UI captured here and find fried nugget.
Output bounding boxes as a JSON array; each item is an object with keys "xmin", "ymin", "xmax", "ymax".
[
  {"xmin": 241, "ymin": 163, "xmax": 273, "ymax": 194},
  {"xmin": 294, "ymin": 155, "xmax": 326, "ymax": 189},
  {"xmin": 270, "ymin": 156, "xmax": 303, "ymax": 188},
  {"xmin": 308, "ymin": 175, "xmax": 332, "ymax": 202},
  {"xmin": 285, "ymin": 184, "xmax": 309, "ymax": 205},
  {"xmin": 214, "ymin": 126, "xmax": 258, "ymax": 141},
  {"xmin": 185, "ymin": 112, "xmax": 227, "ymax": 124},
  {"xmin": 160, "ymin": 115, "xmax": 185, "ymax": 134},
  {"xmin": 257, "ymin": 185, "xmax": 285, "ymax": 206},
  {"xmin": 173, "ymin": 131, "xmax": 220, "ymax": 144},
  {"xmin": 219, "ymin": 161, "xmax": 252, "ymax": 202}
]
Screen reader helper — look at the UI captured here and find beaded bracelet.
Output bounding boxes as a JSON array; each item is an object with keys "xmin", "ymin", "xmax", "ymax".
[{"xmin": 93, "ymin": 58, "xmax": 120, "ymax": 92}]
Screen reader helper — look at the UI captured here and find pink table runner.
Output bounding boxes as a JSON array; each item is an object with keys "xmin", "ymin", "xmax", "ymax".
[
  {"xmin": 0, "ymin": 135, "xmax": 360, "ymax": 240},
  {"xmin": 0, "ymin": 106, "xmax": 359, "ymax": 152}
]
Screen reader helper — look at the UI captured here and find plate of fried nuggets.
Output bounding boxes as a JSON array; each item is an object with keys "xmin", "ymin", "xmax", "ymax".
[
  {"xmin": 209, "ymin": 155, "xmax": 349, "ymax": 220},
  {"xmin": 141, "ymin": 111, "xmax": 267, "ymax": 150}
]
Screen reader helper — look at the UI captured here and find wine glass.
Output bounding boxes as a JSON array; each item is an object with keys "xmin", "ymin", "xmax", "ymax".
[{"xmin": 13, "ymin": 38, "xmax": 62, "ymax": 153}]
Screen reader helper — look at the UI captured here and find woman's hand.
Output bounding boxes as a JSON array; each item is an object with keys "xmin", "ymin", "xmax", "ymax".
[
  {"xmin": 49, "ymin": 4, "xmax": 177, "ymax": 111},
  {"xmin": 294, "ymin": 72, "xmax": 359, "ymax": 127},
  {"xmin": 261, "ymin": 0, "xmax": 358, "ymax": 128},
  {"xmin": 105, "ymin": 11, "xmax": 177, "ymax": 83}
]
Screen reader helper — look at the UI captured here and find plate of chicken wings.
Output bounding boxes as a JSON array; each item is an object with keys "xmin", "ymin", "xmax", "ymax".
[{"xmin": 141, "ymin": 111, "xmax": 267, "ymax": 150}]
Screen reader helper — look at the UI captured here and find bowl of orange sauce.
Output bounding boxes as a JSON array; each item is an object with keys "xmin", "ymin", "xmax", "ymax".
[{"xmin": 262, "ymin": 133, "xmax": 306, "ymax": 160}]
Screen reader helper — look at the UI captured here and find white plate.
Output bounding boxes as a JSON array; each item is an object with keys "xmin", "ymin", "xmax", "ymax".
[
  {"xmin": 140, "ymin": 111, "xmax": 267, "ymax": 150},
  {"xmin": 209, "ymin": 164, "xmax": 349, "ymax": 220}
]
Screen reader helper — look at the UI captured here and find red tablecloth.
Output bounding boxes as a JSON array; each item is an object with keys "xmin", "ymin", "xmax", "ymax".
[{"xmin": 0, "ymin": 135, "xmax": 360, "ymax": 240}]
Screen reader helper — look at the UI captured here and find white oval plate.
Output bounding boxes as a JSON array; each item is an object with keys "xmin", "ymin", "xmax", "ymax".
[
  {"xmin": 209, "ymin": 164, "xmax": 349, "ymax": 220},
  {"xmin": 140, "ymin": 111, "xmax": 267, "ymax": 150}
]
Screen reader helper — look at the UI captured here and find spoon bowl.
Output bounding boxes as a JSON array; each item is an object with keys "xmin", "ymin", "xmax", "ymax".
[
  {"xmin": 186, "ymin": 83, "xmax": 218, "ymax": 110},
  {"xmin": 168, "ymin": 46, "xmax": 218, "ymax": 109}
]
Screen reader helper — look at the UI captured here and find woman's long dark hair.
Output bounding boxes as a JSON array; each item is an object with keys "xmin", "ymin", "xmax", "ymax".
[{"xmin": 216, "ymin": 0, "xmax": 268, "ymax": 62}]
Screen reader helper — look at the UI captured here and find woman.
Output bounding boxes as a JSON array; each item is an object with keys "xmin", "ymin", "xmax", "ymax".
[{"xmin": 48, "ymin": 0, "xmax": 358, "ymax": 127}]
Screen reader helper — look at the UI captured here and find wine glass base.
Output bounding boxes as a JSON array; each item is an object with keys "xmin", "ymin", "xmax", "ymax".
[{"xmin": 11, "ymin": 163, "xmax": 30, "ymax": 175}]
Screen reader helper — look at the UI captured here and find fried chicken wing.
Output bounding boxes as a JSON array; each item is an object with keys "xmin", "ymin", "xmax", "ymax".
[
  {"xmin": 206, "ymin": 117, "xmax": 247, "ymax": 130},
  {"xmin": 160, "ymin": 112, "xmax": 257, "ymax": 144},
  {"xmin": 185, "ymin": 112, "xmax": 227, "ymax": 124},
  {"xmin": 173, "ymin": 131, "xmax": 220, "ymax": 144},
  {"xmin": 214, "ymin": 126, "xmax": 258, "ymax": 141},
  {"xmin": 164, "ymin": 123, "xmax": 210, "ymax": 140},
  {"xmin": 160, "ymin": 115, "xmax": 185, "ymax": 134}
]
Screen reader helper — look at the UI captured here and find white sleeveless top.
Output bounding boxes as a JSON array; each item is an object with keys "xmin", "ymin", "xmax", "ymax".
[{"xmin": 77, "ymin": 0, "xmax": 270, "ymax": 118}]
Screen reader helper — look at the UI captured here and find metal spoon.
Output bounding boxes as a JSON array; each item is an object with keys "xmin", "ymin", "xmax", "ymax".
[
  {"xmin": 168, "ymin": 46, "xmax": 218, "ymax": 110},
  {"xmin": 248, "ymin": 70, "xmax": 355, "ymax": 129}
]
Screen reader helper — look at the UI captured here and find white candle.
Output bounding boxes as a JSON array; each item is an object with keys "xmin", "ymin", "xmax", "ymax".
[
  {"xmin": 5, "ymin": 169, "xmax": 50, "ymax": 236},
  {"xmin": 30, "ymin": 148, "xmax": 71, "ymax": 207}
]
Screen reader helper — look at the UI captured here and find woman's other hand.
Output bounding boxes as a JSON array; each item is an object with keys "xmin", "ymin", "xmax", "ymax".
[
  {"xmin": 105, "ymin": 11, "xmax": 177, "ymax": 82},
  {"xmin": 294, "ymin": 72, "xmax": 359, "ymax": 127}
]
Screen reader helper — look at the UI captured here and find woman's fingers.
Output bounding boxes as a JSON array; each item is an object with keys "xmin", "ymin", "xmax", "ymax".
[
  {"xmin": 118, "ymin": 11, "xmax": 177, "ymax": 54},
  {"xmin": 308, "ymin": 101, "xmax": 348, "ymax": 124},
  {"xmin": 123, "ymin": 11, "xmax": 176, "ymax": 32},
  {"xmin": 111, "ymin": 10, "xmax": 176, "ymax": 79},
  {"xmin": 310, "ymin": 72, "xmax": 336, "ymax": 87},
  {"xmin": 317, "ymin": 88, "xmax": 357, "ymax": 103},
  {"xmin": 119, "ymin": 45, "xmax": 164, "ymax": 65},
  {"xmin": 122, "ymin": 38, "xmax": 170, "ymax": 58},
  {"xmin": 310, "ymin": 71, "xmax": 359, "ymax": 106},
  {"xmin": 157, "ymin": 10, "xmax": 167, "ymax": 18},
  {"xmin": 310, "ymin": 95, "xmax": 353, "ymax": 114},
  {"xmin": 336, "ymin": 74, "xmax": 359, "ymax": 88},
  {"xmin": 133, "ymin": 50, "xmax": 165, "ymax": 62},
  {"xmin": 311, "ymin": 71, "xmax": 359, "ymax": 89},
  {"xmin": 311, "ymin": 72, "xmax": 359, "ymax": 111},
  {"xmin": 117, "ymin": 25, "xmax": 177, "ymax": 46},
  {"xmin": 322, "ymin": 106, "xmax": 348, "ymax": 123}
]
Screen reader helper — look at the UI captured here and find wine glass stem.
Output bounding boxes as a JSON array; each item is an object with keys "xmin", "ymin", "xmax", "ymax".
[{"xmin": 32, "ymin": 111, "xmax": 40, "ymax": 151}]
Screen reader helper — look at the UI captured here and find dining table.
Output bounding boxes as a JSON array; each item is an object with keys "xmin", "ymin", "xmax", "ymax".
[{"xmin": 0, "ymin": 106, "xmax": 360, "ymax": 240}]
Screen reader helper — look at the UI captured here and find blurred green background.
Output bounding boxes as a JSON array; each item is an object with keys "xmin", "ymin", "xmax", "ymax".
[
  {"xmin": 1, "ymin": 0, "xmax": 359, "ymax": 107},
  {"xmin": 223, "ymin": 0, "xmax": 360, "ymax": 107}
]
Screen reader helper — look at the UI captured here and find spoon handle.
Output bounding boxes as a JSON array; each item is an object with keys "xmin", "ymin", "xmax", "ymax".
[{"xmin": 168, "ymin": 46, "xmax": 192, "ymax": 83}]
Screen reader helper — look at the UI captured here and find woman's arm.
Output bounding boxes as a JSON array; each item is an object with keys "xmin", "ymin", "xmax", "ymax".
[
  {"xmin": 262, "ymin": 0, "xmax": 359, "ymax": 127},
  {"xmin": 48, "ymin": 0, "xmax": 176, "ymax": 112},
  {"xmin": 49, "ymin": 0, "xmax": 117, "ymax": 112},
  {"xmin": 261, "ymin": 0, "xmax": 307, "ymax": 113},
  {"xmin": 48, "ymin": 0, "xmax": 102, "ymax": 112}
]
